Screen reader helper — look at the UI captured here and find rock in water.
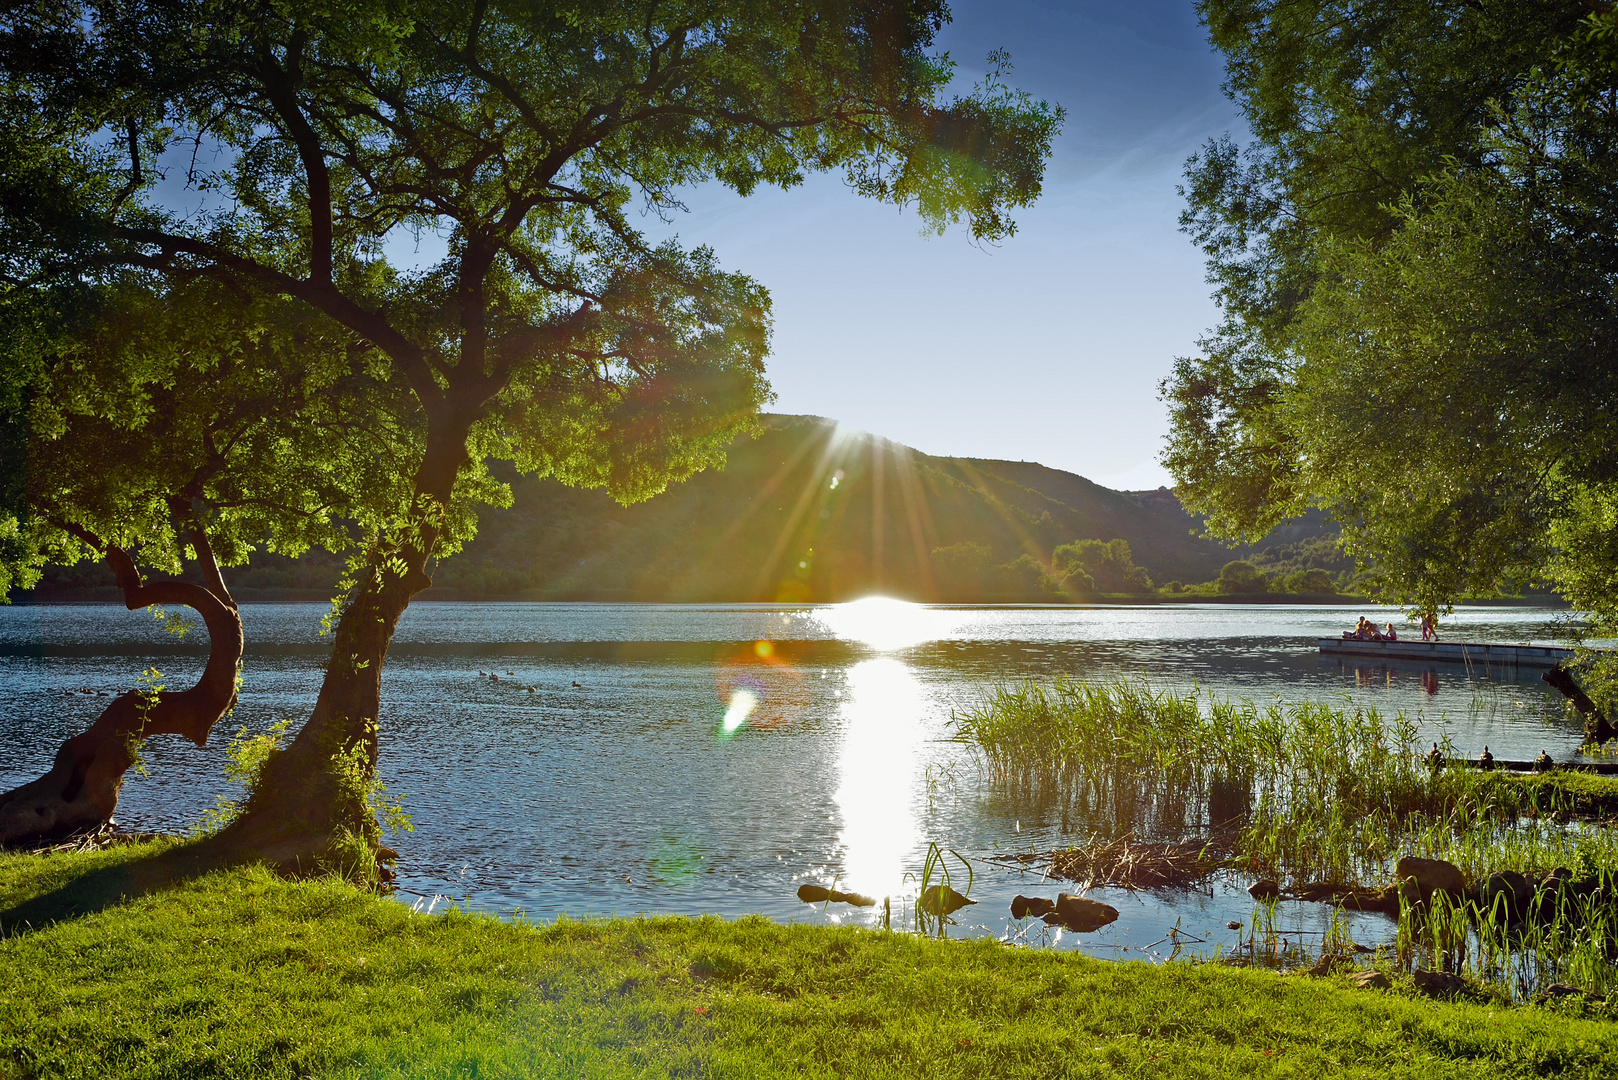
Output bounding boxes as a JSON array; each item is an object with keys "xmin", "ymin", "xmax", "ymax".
[
  {"xmin": 918, "ymin": 885, "xmax": 976, "ymax": 917},
  {"xmin": 1339, "ymin": 885, "xmax": 1401, "ymax": 915},
  {"xmin": 1476, "ymin": 870, "xmax": 1534, "ymax": 922},
  {"xmin": 1248, "ymin": 878, "xmax": 1281, "ymax": 901},
  {"xmin": 1294, "ymin": 881, "xmax": 1340, "ymax": 902},
  {"xmin": 1042, "ymin": 893, "xmax": 1119, "ymax": 932},
  {"xmin": 1395, "ymin": 856, "xmax": 1465, "ymax": 905},
  {"xmin": 796, "ymin": 884, "xmax": 877, "ymax": 907},
  {"xmin": 1010, "ymin": 895, "xmax": 1057, "ymax": 920}
]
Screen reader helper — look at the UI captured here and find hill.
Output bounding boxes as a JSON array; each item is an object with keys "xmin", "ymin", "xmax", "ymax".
[
  {"xmin": 422, "ymin": 415, "xmax": 1340, "ymax": 602},
  {"xmin": 17, "ymin": 415, "xmax": 1346, "ymax": 603}
]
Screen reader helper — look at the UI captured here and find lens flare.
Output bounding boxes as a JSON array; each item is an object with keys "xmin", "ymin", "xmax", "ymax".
[{"xmin": 720, "ymin": 687, "xmax": 759, "ymax": 733}]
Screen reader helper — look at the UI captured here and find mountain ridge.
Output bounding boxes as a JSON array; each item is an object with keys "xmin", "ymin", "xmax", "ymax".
[{"xmin": 16, "ymin": 415, "xmax": 1346, "ymax": 603}]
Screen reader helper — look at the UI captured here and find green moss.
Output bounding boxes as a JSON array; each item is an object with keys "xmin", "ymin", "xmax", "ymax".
[{"xmin": 1, "ymin": 842, "xmax": 1614, "ymax": 1079}]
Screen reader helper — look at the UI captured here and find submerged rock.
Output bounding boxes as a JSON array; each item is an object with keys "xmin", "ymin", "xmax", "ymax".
[
  {"xmin": 1041, "ymin": 892, "xmax": 1119, "ymax": 932},
  {"xmin": 1338, "ymin": 885, "xmax": 1401, "ymax": 915},
  {"xmin": 1294, "ymin": 881, "xmax": 1341, "ymax": 902},
  {"xmin": 1396, "ymin": 856, "xmax": 1465, "ymax": 905},
  {"xmin": 1010, "ymin": 895, "xmax": 1056, "ymax": 920},
  {"xmin": 1248, "ymin": 878, "xmax": 1281, "ymax": 901}
]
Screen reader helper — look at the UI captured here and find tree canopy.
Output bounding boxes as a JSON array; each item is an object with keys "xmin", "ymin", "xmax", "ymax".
[
  {"xmin": 0, "ymin": 0, "xmax": 1061, "ymax": 858},
  {"xmin": 1163, "ymin": 1, "xmax": 1618, "ymax": 625}
]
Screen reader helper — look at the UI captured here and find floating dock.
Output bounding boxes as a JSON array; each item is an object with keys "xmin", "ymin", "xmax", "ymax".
[{"xmin": 1318, "ymin": 637, "xmax": 1573, "ymax": 670}]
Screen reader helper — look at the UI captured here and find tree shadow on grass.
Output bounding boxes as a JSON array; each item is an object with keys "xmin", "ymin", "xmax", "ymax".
[{"xmin": 0, "ymin": 835, "xmax": 246, "ymax": 935}]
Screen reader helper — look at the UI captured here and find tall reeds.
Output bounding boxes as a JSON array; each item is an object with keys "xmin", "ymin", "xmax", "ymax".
[
  {"xmin": 953, "ymin": 677, "xmax": 1598, "ymax": 886},
  {"xmin": 956, "ymin": 677, "xmax": 1618, "ymax": 1000}
]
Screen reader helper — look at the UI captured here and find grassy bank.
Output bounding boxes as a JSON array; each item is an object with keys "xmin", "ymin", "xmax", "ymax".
[{"xmin": 2, "ymin": 844, "xmax": 1618, "ymax": 1078}]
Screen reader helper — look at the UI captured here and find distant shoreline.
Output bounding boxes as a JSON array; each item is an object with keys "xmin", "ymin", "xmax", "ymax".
[{"xmin": 4, "ymin": 589, "xmax": 1571, "ymax": 608}]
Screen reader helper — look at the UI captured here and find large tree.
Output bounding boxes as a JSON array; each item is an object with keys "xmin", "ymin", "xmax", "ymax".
[
  {"xmin": 1, "ymin": 1, "xmax": 1060, "ymax": 863},
  {"xmin": 1162, "ymin": 1, "xmax": 1616, "ymax": 626},
  {"xmin": 0, "ymin": 274, "xmax": 410, "ymax": 843}
]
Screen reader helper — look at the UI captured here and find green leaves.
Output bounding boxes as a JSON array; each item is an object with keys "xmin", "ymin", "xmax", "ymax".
[
  {"xmin": 1, "ymin": 0, "xmax": 1059, "ymax": 614},
  {"xmin": 1165, "ymin": 1, "xmax": 1618, "ymax": 622}
]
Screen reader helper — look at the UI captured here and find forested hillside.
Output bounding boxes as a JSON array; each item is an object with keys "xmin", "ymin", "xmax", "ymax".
[{"xmin": 20, "ymin": 416, "xmax": 1347, "ymax": 602}]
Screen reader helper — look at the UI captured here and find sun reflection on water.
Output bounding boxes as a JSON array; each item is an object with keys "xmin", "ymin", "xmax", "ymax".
[
  {"xmin": 832, "ymin": 658, "xmax": 926, "ymax": 897},
  {"xmin": 816, "ymin": 597, "xmax": 955, "ymax": 651}
]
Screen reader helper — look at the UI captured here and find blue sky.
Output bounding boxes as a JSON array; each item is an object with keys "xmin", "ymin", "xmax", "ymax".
[
  {"xmin": 635, "ymin": 1, "xmax": 1243, "ymax": 490},
  {"xmin": 373, "ymin": 3, "xmax": 1244, "ymax": 490}
]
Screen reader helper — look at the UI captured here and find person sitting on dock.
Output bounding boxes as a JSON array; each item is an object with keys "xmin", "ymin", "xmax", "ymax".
[
  {"xmin": 1384, "ymin": 622, "xmax": 1398, "ymax": 642},
  {"xmin": 1425, "ymin": 742, "xmax": 1444, "ymax": 772},
  {"xmin": 1479, "ymin": 746, "xmax": 1493, "ymax": 771},
  {"xmin": 1350, "ymin": 616, "xmax": 1381, "ymax": 641}
]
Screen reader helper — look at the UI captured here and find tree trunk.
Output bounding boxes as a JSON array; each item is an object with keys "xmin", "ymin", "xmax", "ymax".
[
  {"xmin": 1543, "ymin": 665, "xmax": 1615, "ymax": 746},
  {"xmin": 223, "ymin": 422, "xmax": 467, "ymax": 876},
  {"xmin": 221, "ymin": 552, "xmax": 431, "ymax": 874},
  {"xmin": 0, "ymin": 539, "xmax": 242, "ymax": 847}
]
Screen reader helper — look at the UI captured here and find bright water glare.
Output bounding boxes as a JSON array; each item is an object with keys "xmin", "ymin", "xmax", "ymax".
[{"xmin": 0, "ymin": 601, "xmax": 1587, "ymax": 959}]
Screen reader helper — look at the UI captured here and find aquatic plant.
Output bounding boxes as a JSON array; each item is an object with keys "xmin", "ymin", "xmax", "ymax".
[
  {"xmin": 956, "ymin": 677, "xmax": 1618, "ymax": 1000},
  {"xmin": 952, "ymin": 677, "xmax": 1537, "ymax": 883}
]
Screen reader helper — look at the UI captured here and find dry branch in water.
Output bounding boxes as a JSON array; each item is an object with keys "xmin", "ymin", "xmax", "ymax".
[{"xmin": 1050, "ymin": 835, "xmax": 1221, "ymax": 890}]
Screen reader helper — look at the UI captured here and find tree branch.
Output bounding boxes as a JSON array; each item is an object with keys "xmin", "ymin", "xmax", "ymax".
[{"xmin": 259, "ymin": 34, "xmax": 335, "ymax": 285}]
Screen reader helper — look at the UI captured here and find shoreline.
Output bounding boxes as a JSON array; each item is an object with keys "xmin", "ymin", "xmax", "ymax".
[{"xmin": 2, "ymin": 591, "xmax": 1573, "ymax": 608}]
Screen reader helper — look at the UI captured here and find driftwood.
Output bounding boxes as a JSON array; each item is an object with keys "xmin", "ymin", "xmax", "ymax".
[{"xmin": 1050, "ymin": 835, "xmax": 1220, "ymax": 890}]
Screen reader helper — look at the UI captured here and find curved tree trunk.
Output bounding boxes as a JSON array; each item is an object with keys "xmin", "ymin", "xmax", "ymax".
[
  {"xmin": 1543, "ymin": 664, "xmax": 1615, "ymax": 746},
  {"xmin": 0, "ymin": 534, "xmax": 242, "ymax": 847}
]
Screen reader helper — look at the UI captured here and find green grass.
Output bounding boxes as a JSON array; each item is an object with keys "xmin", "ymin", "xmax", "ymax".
[
  {"xmin": 1503, "ymin": 771, "xmax": 1618, "ymax": 818},
  {"xmin": 3, "ymin": 843, "xmax": 1618, "ymax": 1078}
]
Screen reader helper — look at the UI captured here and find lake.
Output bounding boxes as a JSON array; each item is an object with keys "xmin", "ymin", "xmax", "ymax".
[{"xmin": 0, "ymin": 600, "xmax": 1586, "ymax": 960}]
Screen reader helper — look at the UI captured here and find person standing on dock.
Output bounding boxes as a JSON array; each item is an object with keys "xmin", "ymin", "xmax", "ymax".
[{"xmin": 1420, "ymin": 614, "xmax": 1438, "ymax": 641}]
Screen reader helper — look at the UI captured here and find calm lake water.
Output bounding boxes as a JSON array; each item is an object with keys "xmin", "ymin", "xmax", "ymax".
[{"xmin": 0, "ymin": 601, "xmax": 1586, "ymax": 960}]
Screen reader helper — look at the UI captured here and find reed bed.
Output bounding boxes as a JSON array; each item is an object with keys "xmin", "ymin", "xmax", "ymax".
[
  {"xmin": 953, "ymin": 676, "xmax": 1548, "ymax": 884},
  {"xmin": 957, "ymin": 678, "xmax": 1618, "ymax": 884},
  {"xmin": 955, "ymin": 677, "xmax": 1618, "ymax": 1001}
]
